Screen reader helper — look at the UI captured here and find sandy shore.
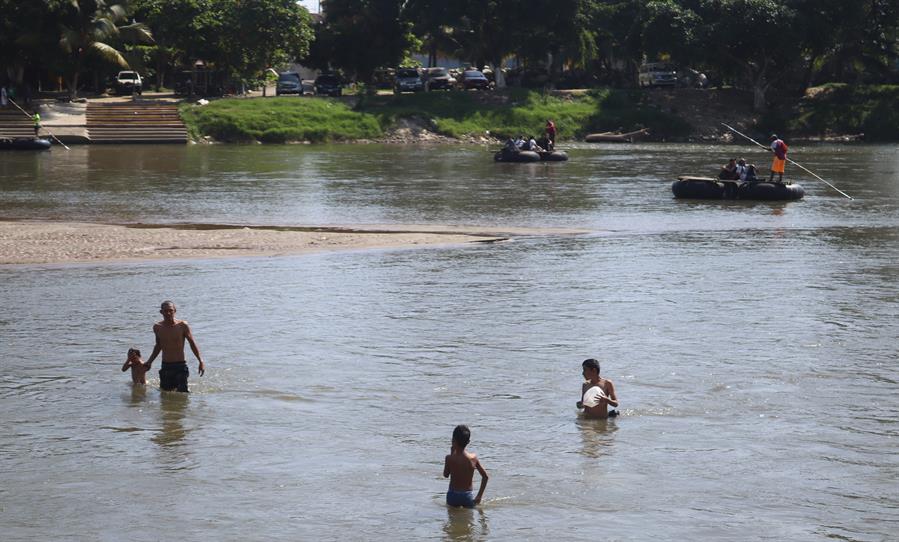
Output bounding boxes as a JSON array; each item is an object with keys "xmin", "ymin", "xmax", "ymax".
[{"xmin": 0, "ymin": 221, "xmax": 587, "ymax": 265}]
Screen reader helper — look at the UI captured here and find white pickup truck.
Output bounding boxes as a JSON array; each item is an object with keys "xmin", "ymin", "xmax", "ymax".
[{"xmin": 115, "ymin": 71, "xmax": 142, "ymax": 95}]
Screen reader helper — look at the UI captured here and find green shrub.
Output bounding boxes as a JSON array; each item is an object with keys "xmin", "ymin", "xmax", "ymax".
[{"xmin": 789, "ymin": 84, "xmax": 899, "ymax": 141}]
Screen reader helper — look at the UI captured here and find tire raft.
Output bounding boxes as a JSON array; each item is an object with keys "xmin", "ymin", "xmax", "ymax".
[
  {"xmin": 538, "ymin": 150, "xmax": 568, "ymax": 161},
  {"xmin": 672, "ymin": 176, "xmax": 804, "ymax": 201},
  {"xmin": 494, "ymin": 150, "xmax": 540, "ymax": 162}
]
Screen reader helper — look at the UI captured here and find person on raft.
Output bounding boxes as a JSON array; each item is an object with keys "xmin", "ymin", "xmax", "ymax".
[
  {"xmin": 526, "ymin": 135, "xmax": 544, "ymax": 152},
  {"xmin": 719, "ymin": 158, "xmax": 740, "ymax": 180},
  {"xmin": 769, "ymin": 134, "xmax": 788, "ymax": 183}
]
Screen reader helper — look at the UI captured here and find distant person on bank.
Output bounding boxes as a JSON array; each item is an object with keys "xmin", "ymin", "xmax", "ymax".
[{"xmin": 146, "ymin": 301, "xmax": 205, "ymax": 392}]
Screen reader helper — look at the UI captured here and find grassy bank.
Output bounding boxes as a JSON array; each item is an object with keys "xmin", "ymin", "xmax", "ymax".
[
  {"xmin": 179, "ymin": 88, "xmax": 692, "ymax": 143},
  {"xmin": 178, "ymin": 97, "xmax": 383, "ymax": 143},
  {"xmin": 788, "ymin": 84, "xmax": 899, "ymax": 141}
]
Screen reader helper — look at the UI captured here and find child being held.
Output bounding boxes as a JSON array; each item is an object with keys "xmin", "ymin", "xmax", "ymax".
[
  {"xmin": 121, "ymin": 348, "xmax": 151, "ymax": 384},
  {"xmin": 443, "ymin": 425, "xmax": 489, "ymax": 508}
]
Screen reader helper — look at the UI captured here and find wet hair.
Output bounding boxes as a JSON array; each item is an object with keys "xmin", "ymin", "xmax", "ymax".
[
  {"xmin": 128, "ymin": 348, "xmax": 141, "ymax": 357},
  {"xmin": 160, "ymin": 300, "xmax": 176, "ymax": 311},
  {"xmin": 452, "ymin": 425, "xmax": 471, "ymax": 448},
  {"xmin": 582, "ymin": 358, "xmax": 600, "ymax": 373}
]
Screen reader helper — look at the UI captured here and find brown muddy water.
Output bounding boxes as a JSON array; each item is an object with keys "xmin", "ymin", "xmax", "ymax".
[{"xmin": 1, "ymin": 142, "xmax": 897, "ymax": 541}]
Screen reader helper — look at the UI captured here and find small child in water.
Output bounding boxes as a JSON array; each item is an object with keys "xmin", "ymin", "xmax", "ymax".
[
  {"xmin": 121, "ymin": 348, "xmax": 151, "ymax": 384},
  {"xmin": 443, "ymin": 425, "xmax": 489, "ymax": 508}
]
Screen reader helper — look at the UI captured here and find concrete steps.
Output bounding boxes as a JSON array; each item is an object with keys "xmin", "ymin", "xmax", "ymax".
[
  {"xmin": 86, "ymin": 102, "xmax": 187, "ymax": 143},
  {"xmin": 0, "ymin": 109, "xmax": 38, "ymax": 138}
]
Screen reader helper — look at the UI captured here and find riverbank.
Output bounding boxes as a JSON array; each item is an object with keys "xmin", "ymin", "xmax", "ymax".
[
  {"xmin": 179, "ymin": 87, "xmax": 693, "ymax": 144},
  {"xmin": 178, "ymin": 84, "xmax": 899, "ymax": 145},
  {"xmin": 0, "ymin": 221, "xmax": 592, "ymax": 265}
]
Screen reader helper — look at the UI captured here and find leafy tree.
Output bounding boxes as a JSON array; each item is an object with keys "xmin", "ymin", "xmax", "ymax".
[
  {"xmin": 591, "ymin": 0, "xmax": 645, "ymax": 86},
  {"xmin": 130, "ymin": 0, "xmax": 214, "ymax": 91},
  {"xmin": 696, "ymin": 0, "xmax": 798, "ymax": 110},
  {"xmin": 446, "ymin": 0, "xmax": 523, "ymax": 87},
  {"xmin": 0, "ymin": 1, "xmax": 61, "ymax": 92},
  {"xmin": 310, "ymin": 0, "xmax": 416, "ymax": 90},
  {"xmin": 214, "ymin": 0, "xmax": 313, "ymax": 91},
  {"xmin": 403, "ymin": 0, "xmax": 459, "ymax": 67},
  {"xmin": 56, "ymin": 0, "xmax": 154, "ymax": 98},
  {"xmin": 791, "ymin": 0, "xmax": 899, "ymax": 86},
  {"xmin": 519, "ymin": 0, "xmax": 601, "ymax": 87}
]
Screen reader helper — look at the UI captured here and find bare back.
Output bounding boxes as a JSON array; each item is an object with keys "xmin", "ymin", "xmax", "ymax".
[
  {"xmin": 154, "ymin": 319, "xmax": 191, "ymax": 362},
  {"xmin": 444, "ymin": 451, "xmax": 478, "ymax": 491}
]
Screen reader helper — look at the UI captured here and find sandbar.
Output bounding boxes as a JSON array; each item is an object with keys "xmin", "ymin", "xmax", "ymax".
[{"xmin": 0, "ymin": 220, "xmax": 587, "ymax": 265}]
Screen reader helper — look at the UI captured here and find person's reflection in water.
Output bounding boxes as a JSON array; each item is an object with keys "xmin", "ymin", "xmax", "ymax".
[
  {"xmin": 442, "ymin": 505, "xmax": 489, "ymax": 542},
  {"xmin": 127, "ymin": 383, "xmax": 148, "ymax": 406},
  {"xmin": 151, "ymin": 391, "xmax": 190, "ymax": 467},
  {"xmin": 576, "ymin": 416, "xmax": 619, "ymax": 459}
]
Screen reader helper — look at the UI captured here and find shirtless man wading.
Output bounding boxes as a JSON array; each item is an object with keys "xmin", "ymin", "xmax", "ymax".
[{"xmin": 146, "ymin": 301, "xmax": 205, "ymax": 392}]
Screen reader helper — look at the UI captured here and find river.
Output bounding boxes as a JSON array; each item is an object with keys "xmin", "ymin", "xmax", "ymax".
[{"xmin": 1, "ymin": 142, "xmax": 897, "ymax": 541}]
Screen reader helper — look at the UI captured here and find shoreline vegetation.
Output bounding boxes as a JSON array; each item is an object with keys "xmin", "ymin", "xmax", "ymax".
[
  {"xmin": 0, "ymin": 220, "xmax": 590, "ymax": 266},
  {"xmin": 178, "ymin": 85, "xmax": 899, "ymax": 145}
]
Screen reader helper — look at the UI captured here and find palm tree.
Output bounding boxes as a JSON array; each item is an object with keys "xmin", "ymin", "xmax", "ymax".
[{"xmin": 58, "ymin": 0, "xmax": 154, "ymax": 98}]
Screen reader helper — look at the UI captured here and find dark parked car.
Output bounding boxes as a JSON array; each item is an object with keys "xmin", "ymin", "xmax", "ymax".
[
  {"xmin": 460, "ymin": 69, "xmax": 490, "ymax": 90},
  {"xmin": 423, "ymin": 67, "xmax": 455, "ymax": 91},
  {"xmin": 394, "ymin": 67, "xmax": 425, "ymax": 94},
  {"xmin": 276, "ymin": 72, "xmax": 302, "ymax": 96},
  {"xmin": 314, "ymin": 74, "xmax": 342, "ymax": 97}
]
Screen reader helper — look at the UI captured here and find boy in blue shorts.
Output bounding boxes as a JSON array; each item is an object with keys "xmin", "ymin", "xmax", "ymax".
[{"xmin": 443, "ymin": 425, "xmax": 489, "ymax": 508}]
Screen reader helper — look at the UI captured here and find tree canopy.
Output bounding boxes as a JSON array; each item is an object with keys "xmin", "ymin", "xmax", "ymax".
[{"xmin": 1, "ymin": 0, "xmax": 896, "ymax": 107}]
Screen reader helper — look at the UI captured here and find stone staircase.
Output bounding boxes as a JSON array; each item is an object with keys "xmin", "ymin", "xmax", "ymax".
[
  {"xmin": 0, "ymin": 109, "xmax": 37, "ymax": 138},
  {"xmin": 86, "ymin": 102, "xmax": 188, "ymax": 144}
]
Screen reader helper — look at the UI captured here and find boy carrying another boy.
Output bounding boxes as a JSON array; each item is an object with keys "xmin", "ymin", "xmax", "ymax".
[
  {"xmin": 121, "ymin": 348, "xmax": 151, "ymax": 385},
  {"xmin": 443, "ymin": 425, "xmax": 489, "ymax": 508}
]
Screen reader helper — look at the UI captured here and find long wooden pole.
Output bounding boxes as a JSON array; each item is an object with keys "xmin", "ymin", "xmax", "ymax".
[
  {"xmin": 8, "ymin": 98, "xmax": 70, "ymax": 150},
  {"xmin": 721, "ymin": 123, "xmax": 852, "ymax": 200}
]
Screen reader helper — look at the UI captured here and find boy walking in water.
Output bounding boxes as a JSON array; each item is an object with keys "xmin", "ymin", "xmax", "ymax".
[
  {"xmin": 577, "ymin": 358, "xmax": 619, "ymax": 418},
  {"xmin": 146, "ymin": 300, "xmax": 205, "ymax": 392},
  {"xmin": 121, "ymin": 348, "xmax": 150, "ymax": 384},
  {"xmin": 443, "ymin": 425, "xmax": 489, "ymax": 508}
]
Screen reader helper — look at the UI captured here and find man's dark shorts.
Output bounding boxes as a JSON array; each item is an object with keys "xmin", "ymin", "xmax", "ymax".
[{"xmin": 159, "ymin": 361, "xmax": 189, "ymax": 392}]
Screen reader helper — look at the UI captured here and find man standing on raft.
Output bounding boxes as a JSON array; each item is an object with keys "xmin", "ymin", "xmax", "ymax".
[
  {"xmin": 146, "ymin": 300, "xmax": 205, "ymax": 392},
  {"xmin": 769, "ymin": 134, "xmax": 788, "ymax": 183}
]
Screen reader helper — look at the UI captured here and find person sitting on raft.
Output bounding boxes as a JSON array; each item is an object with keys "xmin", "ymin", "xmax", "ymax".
[
  {"xmin": 537, "ymin": 135, "xmax": 553, "ymax": 152},
  {"xmin": 503, "ymin": 138, "xmax": 518, "ymax": 153},
  {"xmin": 741, "ymin": 164, "xmax": 758, "ymax": 184},
  {"xmin": 526, "ymin": 135, "xmax": 544, "ymax": 152},
  {"xmin": 719, "ymin": 158, "xmax": 740, "ymax": 180}
]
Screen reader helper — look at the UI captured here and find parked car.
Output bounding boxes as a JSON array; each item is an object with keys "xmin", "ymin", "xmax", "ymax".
[
  {"xmin": 314, "ymin": 74, "xmax": 342, "ymax": 97},
  {"xmin": 394, "ymin": 67, "xmax": 425, "ymax": 94},
  {"xmin": 638, "ymin": 62, "xmax": 678, "ymax": 87},
  {"xmin": 114, "ymin": 71, "xmax": 142, "ymax": 95},
  {"xmin": 276, "ymin": 72, "xmax": 302, "ymax": 96},
  {"xmin": 423, "ymin": 67, "xmax": 455, "ymax": 91},
  {"xmin": 459, "ymin": 69, "xmax": 490, "ymax": 90}
]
